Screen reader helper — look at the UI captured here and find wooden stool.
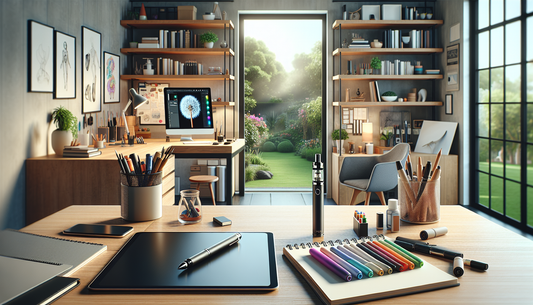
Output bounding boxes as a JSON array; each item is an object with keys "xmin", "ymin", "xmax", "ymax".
[{"xmin": 189, "ymin": 175, "xmax": 219, "ymax": 206}]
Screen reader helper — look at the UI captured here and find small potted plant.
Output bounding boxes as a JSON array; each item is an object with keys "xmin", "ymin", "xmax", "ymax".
[
  {"xmin": 332, "ymin": 129, "xmax": 349, "ymax": 153},
  {"xmin": 51, "ymin": 106, "xmax": 78, "ymax": 155},
  {"xmin": 370, "ymin": 57, "xmax": 381, "ymax": 74},
  {"xmin": 380, "ymin": 130, "xmax": 393, "ymax": 147},
  {"xmin": 381, "ymin": 91, "xmax": 398, "ymax": 102},
  {"xmin": 200, "ymin": 31, "xmax": 218, "ymax": 48}
]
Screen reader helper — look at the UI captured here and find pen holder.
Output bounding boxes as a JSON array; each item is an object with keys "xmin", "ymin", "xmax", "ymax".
[
  {"xmin": 398, "ymin": 176, "xmax": 440, "ymax": 224},
  {"xmin": 109, "ymin": 126, "xmax": 117, "ymax": 142},
  {"xmin": 120, "ymin": 172, "xmax": 162, "ymax": 222},
  {"xmin": 177, "ymin": 189, "xmax": 202, "ymax": 224}
]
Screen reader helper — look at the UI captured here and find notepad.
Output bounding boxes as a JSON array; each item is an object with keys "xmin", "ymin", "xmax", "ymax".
[
  {"xmin": 4, "ymin": 276, "xmax": 79, "ymax": 305},
  {"xmin": 0, "ymin": 229, "xmax": 107, "ymax": 276},
  {"xmin": 283, "ymin": 237, "xmax": 458, "ymax": 305}
]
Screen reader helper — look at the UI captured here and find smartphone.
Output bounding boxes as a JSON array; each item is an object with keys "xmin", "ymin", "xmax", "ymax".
[{"xmin": 63, "ymin": 224, "xmax": 133, "ymax": 238}]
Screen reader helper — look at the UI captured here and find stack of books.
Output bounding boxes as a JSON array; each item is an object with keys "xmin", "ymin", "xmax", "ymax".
[
  {"xmin": 138, "ymin": 37, "xmax": 159, "ymax": 48},
  {"xmin": 348, "ymin": 37, "xmax": 370, "ymax": 48},
  {"xmin": 62, "ymin": 146, "xmax": 102, "ymax": 158}
]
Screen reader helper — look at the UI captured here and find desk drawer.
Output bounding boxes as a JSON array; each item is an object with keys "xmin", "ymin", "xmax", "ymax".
[{"xmin": 162, "ymin": 187, "xmax": 175, "ymax": 206}]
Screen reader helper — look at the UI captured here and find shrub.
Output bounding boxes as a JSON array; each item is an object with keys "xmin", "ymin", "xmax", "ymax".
[
  {"xmin": 277, "ymin": 140, "xmax": 294, "ymax": 153},
  {"xmin": 305, "ymin": 147, "xmax": 322, "ymax": 161},
  {"xmin": 299, "ymin": 148, "xmax": 308, "ymax": 158},
  {"xmin": 247, "ymin": 152, "xmax": 267, "ymax": 166},
  {"xmin": 262, "ymin": 141, "xmax": 276, "ymax": 152},
  {"xmin": 245, "ymin": 164, "xmax": 271, "ymax": 182},
  {"xmin": 244, "ymin": 114, "xmax": 269, "ymax": 152}
]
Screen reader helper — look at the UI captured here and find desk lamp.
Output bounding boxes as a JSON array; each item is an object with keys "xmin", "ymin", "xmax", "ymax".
[
  {"xmin": 362, "ymin": 122, "xmax": 373, "ymax": 154},
  {"xmin": 122, "ymin": 88, "xmax": 148, "ymax": 137}
]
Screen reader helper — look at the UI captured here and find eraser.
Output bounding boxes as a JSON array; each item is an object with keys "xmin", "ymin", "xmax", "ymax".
[{"xmin": 213, "ymin": 216, "xmax": 232, "ymax": 226}]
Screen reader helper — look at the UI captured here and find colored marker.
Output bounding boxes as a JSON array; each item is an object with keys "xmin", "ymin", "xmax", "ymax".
[
  {"xmin": 340, "ymin": 245, "xmax": 384, "ymax": 276},
  {"xmin": 345, "ymin": 243, "xmax": 393, "ymax": 274},
  {"xmin": 331, "ymin": 247, "xmax": 373, "ymax": 278},
  {"xmin": 320, "ymin": 247, "xmax": 363, "ymax": 279},
  {"xmin": 309, "ymin": 248, "xmax": 352, "ymax": 282}
]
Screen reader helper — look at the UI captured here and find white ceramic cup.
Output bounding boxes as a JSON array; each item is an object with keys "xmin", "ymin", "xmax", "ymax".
[{"xmin": 96, "ymin": 141, "xmax": 105, "ymax": 149}]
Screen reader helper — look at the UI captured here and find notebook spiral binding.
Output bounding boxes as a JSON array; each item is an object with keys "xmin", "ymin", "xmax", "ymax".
[
  {"xmin": 285, "ymin": 234, "xmax": 387, "ymax": 250},
  {"xmin": 7, "ymin": 229, "xmax": 105, "ymax": 246}
]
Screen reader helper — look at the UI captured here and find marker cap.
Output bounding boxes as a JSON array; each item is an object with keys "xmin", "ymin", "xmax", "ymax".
[
  {"xmin": 388, "ymin": 199, "xmax": 398, "ymax": 210},
  {"xmin": 464, "ymin": 259, "xmax": 489, "ymax": 271},
  {"xmin": 453, "ymin": 256, "xmax": 464, "ymax": 277},
  {"xmin": 420, "ymin": 227, "xmax": 448, "ymax": 240}
]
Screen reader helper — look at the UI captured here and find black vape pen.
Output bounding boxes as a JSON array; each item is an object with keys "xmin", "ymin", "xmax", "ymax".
[{"xmin": 312, "ymin": 154, "xmax": 324, "ymax": 237}]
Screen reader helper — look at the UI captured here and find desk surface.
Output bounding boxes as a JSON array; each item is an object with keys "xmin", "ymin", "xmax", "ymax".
[{"xmin": 22, "ymin": 205, "xmax": 533, "ymax": 304}]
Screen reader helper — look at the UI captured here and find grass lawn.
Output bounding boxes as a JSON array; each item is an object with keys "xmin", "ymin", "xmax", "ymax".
[
  {"xmin": 478, "ymin": 162, "xmax": 533, "ymax": 226},
  {"xmin": 246, "ymin": 152, "xmax": 312, "ymax": 188}
]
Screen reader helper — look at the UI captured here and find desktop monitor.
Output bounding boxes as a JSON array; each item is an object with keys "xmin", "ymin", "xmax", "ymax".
[{"xmin": 164, "ymin": 87, "xmax": 214, "ymax": 141}]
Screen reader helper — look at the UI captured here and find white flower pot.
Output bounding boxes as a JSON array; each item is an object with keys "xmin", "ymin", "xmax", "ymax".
[
  {"xmin": 204, "ymin": 42, "xmax": 214, "ymax": 48},
  {"xmin": 51, "ymin": 129, "xmax": 72, "ymax": 156}
]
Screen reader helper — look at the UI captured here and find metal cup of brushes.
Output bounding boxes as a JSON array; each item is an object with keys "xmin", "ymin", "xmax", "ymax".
[
  {"xmin": 120, "ymin": 171, "xmax": 163, "ymax": 222},
  {"xmin": 178, "ymin": 190, "xmax": 202, "ymax": 224}
]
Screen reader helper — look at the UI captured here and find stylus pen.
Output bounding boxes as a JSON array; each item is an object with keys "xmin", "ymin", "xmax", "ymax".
[{"xmin": 178, "ymin": 233, "xmax": 242, "ymax": 270}]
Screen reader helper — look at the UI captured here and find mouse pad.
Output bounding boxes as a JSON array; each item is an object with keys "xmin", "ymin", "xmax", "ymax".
[{"xmin": 89, "ymin": 232, "xmax": 278, "ymax": 290}]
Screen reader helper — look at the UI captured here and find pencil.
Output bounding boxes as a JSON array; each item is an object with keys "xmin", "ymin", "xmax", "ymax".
[{"xmin": 431, "ymin": 149, "xmax": 442, "ymax": 175}]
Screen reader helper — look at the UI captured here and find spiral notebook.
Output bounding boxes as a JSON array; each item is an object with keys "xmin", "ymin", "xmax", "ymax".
[
  {"xmin": 0, "ymin": 229, "xmax": 107, "ymax": 276},
  {"xmin": 283, "ymin": 236, "xmax": 458, "ymax": 305}
]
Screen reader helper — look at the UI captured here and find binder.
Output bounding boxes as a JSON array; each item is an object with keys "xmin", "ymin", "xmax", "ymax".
[{"xmin": 283, "ymin": 235, "xmax": 458, "ymax": 305}]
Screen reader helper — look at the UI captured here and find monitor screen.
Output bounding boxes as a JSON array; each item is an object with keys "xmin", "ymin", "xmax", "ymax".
[{"xmin": 164, "ymin": 88, "xmax": 214, "ymax": 139}]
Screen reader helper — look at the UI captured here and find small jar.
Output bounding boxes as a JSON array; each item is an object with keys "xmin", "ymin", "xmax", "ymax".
[{"xmin": 178, "ymin": 190, "xmax": 202, "ymax": 224}]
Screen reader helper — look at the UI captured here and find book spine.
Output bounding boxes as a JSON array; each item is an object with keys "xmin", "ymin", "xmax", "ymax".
[{"xmin": 159, "ymin": 30, "xmax": 164, "ymax": 48}]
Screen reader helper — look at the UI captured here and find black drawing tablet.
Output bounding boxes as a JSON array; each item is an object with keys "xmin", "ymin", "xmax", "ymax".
[{"xmin": 89, "ymin": 232, "xmax": 278, "ymax": 291}]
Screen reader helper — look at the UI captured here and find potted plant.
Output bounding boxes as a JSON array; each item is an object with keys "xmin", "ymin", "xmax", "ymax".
[
  {"xmin": 51, "ymin": 106, "xmax": 78, "ymax": 155},
  {"xmin": 200, "ymin": 31, "xmax": 218, "ymax": 48},
  {"xmin": 331, "ymin": 129, "xmax": 349, "ymax": 153},
  {"xmin": 381, "ymin": 91, "xmax": 398, "ymax": 102},
  {"xmin": 370, "ymin": 57, "xmax": 381, "ymax": 74},
  {"xmin": 380, "ymin": 130, "xmax": 393, "ymax": 147}
]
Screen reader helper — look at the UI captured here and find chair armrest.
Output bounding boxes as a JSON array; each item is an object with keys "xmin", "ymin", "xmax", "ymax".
[
  {"xmin": 365, "ymin": 161, "xmax": 399, "ymax": 192},
  {"xmin": 338, "ymin": 155, "xmax": 378, "ymax": 182}
]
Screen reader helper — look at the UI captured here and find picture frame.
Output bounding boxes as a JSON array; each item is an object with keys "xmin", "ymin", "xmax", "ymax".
[
  {"xmin": 29, "ymin": 20, "xmax": 54, "ymax": 93},
  {"xmin": 445, "ymin": 94, "xmax": 453, "ymax": 115},
  {"xmin": 413, "ymin": 119, "xmax": 424, "ymax": 129},
  {"xmin": 361, "ymin": 5, "xmax": 380, "ymax": 20},
  {"xmin": 446, "ymin": 43, "xmax": 460, "ymax": 92},
  {"xmin": 82, "ymin": 26, "xmax": 102, "ymax": 113},
  {"xmin": 103, "ymin": 52, "xmax": 120, "ymax": 104},
  {"xmin": 54, "ymin": 31, "xmax": 76, "ymax": 99}
]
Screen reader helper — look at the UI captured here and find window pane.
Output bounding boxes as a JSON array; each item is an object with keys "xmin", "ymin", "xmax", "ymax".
[
  {"xmin": 529, "ymin": 145, "xmax": 533, "ymax": 184},
  {"xmin": 479, "ymin": 1, "xmax": 489, "ymax": 29},
  {"xmin": 529, "ymin": 17, "xmax": 533, "ymax": 61},
  {"xmin": 492, "ymin": 0, "xmax": 504, "ymax": 25},
  {"xmin": 506, "ymin": 65, "xmax": 521, "ymax": 103},
  {"xmin": 491, "ymin": 67, "xmax": 504, "ymax": 102},
  {"xmin": 479, "ymin": 32, "xmax": 490, "ymax": 69},
  {"xmin": 506, "ymin": 180, "xmax": 521, "ymax": 221},
  {"xmin": 491, "ymin": 139, "xmax": 505, "ymax": 175},
  {"xmin": 529, "ymin": 106, "xmax": 533, "ymax": 142},
  {"xmin": 528, "ymin": 187, "xmax": 533, "ymax": 228},
  {"xmin": 506, "ymin": 142, "xmax": 521, "ymax": 182},
  {"xmin": 491, "ymin": 104, "xmax": 504, "ymax": 139},
  {"xmin": 479, "ymin": 70, "xmax": 490, "ymax": 102},
  {"xmin": 505, "ymin": 21, "xmax": 521, "ymax": 65},
  {"xmin": 491, "ymin": 27, "xmax": 504, "ymax": 67},
  {"xmin": 529, "ymin": 0, "xmax": 533, "ymax": 13},
  {"xmin": 479, "ymin": 104, "xmax": 490, "ymax": 137},
  {"xmin": 479, "ymin": 138, "xmax": 490, "ymax": 167},
  {"xmin": 506, "ymin": 104, "xmax": 522, "ymax": 142},
  {"xmin": 506, "ymin": 0, "xmax": 521, "ymax": 20},
  {"xmin": 529, "ymin": 63, "xmax": 533, "ymax": 103},
  {"xmin": 479, "ymin": 172, "xmax": 490, "ymax": 208},
  {"xmin": 491, "ymin": 176, "xmax": 504, "ymax": 213}
]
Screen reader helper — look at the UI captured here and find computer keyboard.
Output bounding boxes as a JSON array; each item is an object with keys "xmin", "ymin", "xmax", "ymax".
[{"xmin": 182, "ymin": 141, "xmax": 214, "ymax": 145}]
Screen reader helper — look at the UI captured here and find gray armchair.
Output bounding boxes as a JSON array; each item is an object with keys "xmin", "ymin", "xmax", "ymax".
[{"xmin": 339, "ymin": 143, "xmax": 409, "ymax": 205}]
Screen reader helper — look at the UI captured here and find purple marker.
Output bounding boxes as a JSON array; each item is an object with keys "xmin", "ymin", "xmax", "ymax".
[
  {"xmin": 320, "ymin": 247, "xmax": 363, "ymax": 279},
  {"xmin": 309, "ymin": 248, "xmax": 352, "ymax": 281}
]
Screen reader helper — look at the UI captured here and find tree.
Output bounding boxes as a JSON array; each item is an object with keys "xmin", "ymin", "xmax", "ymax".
[
  {"xmin": 289, "ymin": 41, "xmax": 322, "ymax": 101},
  {"xmin": 244, "ymin": 80, "xmax": 257, "ymax": 113}
]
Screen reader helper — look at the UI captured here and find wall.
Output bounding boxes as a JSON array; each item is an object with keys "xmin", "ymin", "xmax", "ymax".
[{"xmin": 0, "ymin": 0, "xmax": 129, "ymax": 229}]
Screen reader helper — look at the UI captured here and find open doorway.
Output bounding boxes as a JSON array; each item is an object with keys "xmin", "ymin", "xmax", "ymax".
[{"xmin": 239, "ymin": 14, "xmax": 326, "ymax": 191}]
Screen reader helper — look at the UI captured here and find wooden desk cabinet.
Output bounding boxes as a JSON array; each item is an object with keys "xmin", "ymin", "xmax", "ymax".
[{"xmin": 331, "ymin": 152, "xmax": 458, "ymax": 205}]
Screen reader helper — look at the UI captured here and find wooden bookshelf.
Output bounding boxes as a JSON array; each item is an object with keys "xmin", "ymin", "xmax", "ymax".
[
  {"xmin": 120, "ymin": 74, "xmax": 235, "ymax": 81},
  {"xmin": 333, "ymin": 74, "xmax": 443, "ymax": 81},
  {"xmin": 120, "ymin": 19, "xmax": 235, "ymax": 30},
  {"xmin": 213, "ymin": 102, "xmax": 235, "ymax": 107},
  {"xmin": 332, "ymin": 101, "xmax": 443, "ymax": 107},
  {"xmin": 121, "ymin": 48, "xmax": 235, "ymax": 56},
  {"xmin": 332, "ymin": 48, "xmax": 443, "ymax": 56},
  {"xmin": 332, "ymin": 19, "xmax": 443, "ymax": 30}
]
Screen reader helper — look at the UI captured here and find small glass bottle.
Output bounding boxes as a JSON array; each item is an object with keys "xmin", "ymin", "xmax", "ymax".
[
  {"xmin": 213, "ymin": 2, "xmax": 222, "ymax": 20},
  {"xmin": 386, "ymin": 199, "xmax": 399, "ymax": 231},
  {"xmin": 178, "ymin": 190, "xmax": 202, "ymax": 224}
]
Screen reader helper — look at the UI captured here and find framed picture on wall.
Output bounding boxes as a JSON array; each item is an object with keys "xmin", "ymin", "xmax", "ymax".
[
  {"xmin": 82, "ymin": 26, "xmax": 102, "ymax": 113},
  {"xmin": 103, "ymin": 52, "xmax": 120, "ymax": 103},
  {"xmin": 29, "ymin": 20, "xmax": 54, "ymax": 93},
  {"xmin": 54, "ymin": 31, "xmax": 76, "ymax": 99},
  {"xmin": 445, "ymin": 94, "xmax": 453, "ymax": 115}
]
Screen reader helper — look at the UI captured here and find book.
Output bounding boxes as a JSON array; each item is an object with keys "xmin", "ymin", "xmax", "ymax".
[
  {"xmin": 4, "ymin": 276, "xmax": 79, "ymax": 305},
  {"xmin": 62, "ymin": 151, "xmax": 102, "ymax": 158},
  {"xmin": 0, "ymin": 229, "xmax": 107, "ymax": 277},
  {"xmin": 0, "ymin": 256, "xmax": 72, "ymax": 304},
  {"xmin": 138, "ymin": 43, "xmax": 160, "ymax": 48},
  {"xmin": 283, "ymin": 237, "xmax": 458, "ymax": 305},
  {"xmin": 63, "ymin": 147, "xmax": 99, "ymax": 153}
]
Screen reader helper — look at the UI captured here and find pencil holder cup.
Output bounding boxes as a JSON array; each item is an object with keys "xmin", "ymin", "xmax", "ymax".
[
  {"xmin": 398, "ymin": 177, "xmax": 440, "ymax": 224},
  {"xmin": 120, "ymin": 172, "xmax": 162, "ymax": 222},
  {"xmin": 177, "ymin": 189, "xmax": 202, "ymax": 224}
]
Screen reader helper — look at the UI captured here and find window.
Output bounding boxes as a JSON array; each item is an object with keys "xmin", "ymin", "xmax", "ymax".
[{"xmin": 472, "ymin": 0, "xmax": 533, "ymax": 234}]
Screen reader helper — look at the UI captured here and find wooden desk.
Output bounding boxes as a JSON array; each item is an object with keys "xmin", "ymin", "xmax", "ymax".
[
  {"xmin": 21, "ymin": 205, "xmax": 533, "ymax": 304},
  {"xmin": 25, "ymin": 139, "xmax": 245, "ymax": 225}
]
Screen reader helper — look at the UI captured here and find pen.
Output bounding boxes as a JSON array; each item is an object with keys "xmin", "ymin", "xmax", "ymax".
[
  {"xmin": 416, "ymin": 161, "xmax": 432, "ymax": 201},
  {"xmin": 431, "ymin": 148, "xmax": 442, "ymax": 175},
  {"xmin": 178, "ymin": 233, "xmax": 242, "ymax": 270},
  {"xmin": 320, "ymin": 247, "xmax": 363, "ymax": 279},
  {"xmin": 396, "ymin": 161, "xmax": 417, "ymax": 210}
]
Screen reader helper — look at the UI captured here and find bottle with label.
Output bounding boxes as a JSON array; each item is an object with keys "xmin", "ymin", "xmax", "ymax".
[{"xmin": 386, "ymin": 199, "xmax": 400, "ymax": 232}]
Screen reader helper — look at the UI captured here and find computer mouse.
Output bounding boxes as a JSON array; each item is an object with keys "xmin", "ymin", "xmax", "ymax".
[{"xmin": 213, "ymin": 142, "xmax": 219, "ymax": 145}]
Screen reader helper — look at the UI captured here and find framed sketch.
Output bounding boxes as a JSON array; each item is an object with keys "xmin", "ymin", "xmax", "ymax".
[
  {"xmin": 29, "ymin": 20, "xmax": 54, "ymax": 93},
  {"xmin": 103, "ymin": 52, "xmax": 120, "ymax": 103},
  {"xmin": 446, "ymin": 43, "xmax": 459, "ymax": 91},
  {"xmin": 54, "ymin": 31, "xmax": 76, "ymax": 99},
  {"xmin": 82, "ymin": 26, "xmax": 102, "ymax": 113},
  {"xmin": 414, "ymin": 120, "xmax": 458, "ymax": 155},
  {"xmin": 445, "ymin": 94, "xmax": 453, "ymax": 114}
]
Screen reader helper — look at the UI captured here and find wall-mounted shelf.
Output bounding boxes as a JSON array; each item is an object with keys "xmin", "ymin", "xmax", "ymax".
[
  {"xmin": 333, "ymin": 75, "xmax": 443, "ymax": 81},
  {"xmin": 120, "ymin": 19, "xmax": 234, "ymax": 30},
  {"xmin": 332, "ymin": 48, "xmax": 443, "ymax": 56},
  {"xmin": 213, "ymin": 102, "xmax": 235, "ymax": 107},
  {"xmin": 120, "ymin": 74, "xmax": 235, "ymax": 81},
  {"xmin": 121, "ymin": 48, "xmax": 235, "ymax": 56},
  {"xmin": 332, "ymin": 20, "xmax": 443, "ymax": 30},
  {"xmin": 333, "ymin": 101, "xmax": 443, "ymax": 107}
]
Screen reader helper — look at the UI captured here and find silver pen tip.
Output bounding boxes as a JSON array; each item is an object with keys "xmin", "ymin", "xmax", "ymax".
[{"xmin": 178, "ymin": 262, "xmax": 187, "ymax": 270}]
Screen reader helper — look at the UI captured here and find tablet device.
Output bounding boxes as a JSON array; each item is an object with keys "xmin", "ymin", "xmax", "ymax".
[{"xmin": 89, "ymin": 232, "xmax": 278, "ymax": 290}]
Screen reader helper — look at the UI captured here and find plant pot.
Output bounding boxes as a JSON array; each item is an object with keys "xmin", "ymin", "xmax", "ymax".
[
  {"xmin": 51, "ymin": 129, "xmax": 72, "ymax": 156},
  {"xmin": 332, "ymin": 147, "xmax": 337, "ymax": 153},
  {"xmin": 336, "ymin": 140, "xmax": 344, "ymax": 152},
  {"xmin": 204, "ymin": 42, "xmax": 214, "ymax": 48}
]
